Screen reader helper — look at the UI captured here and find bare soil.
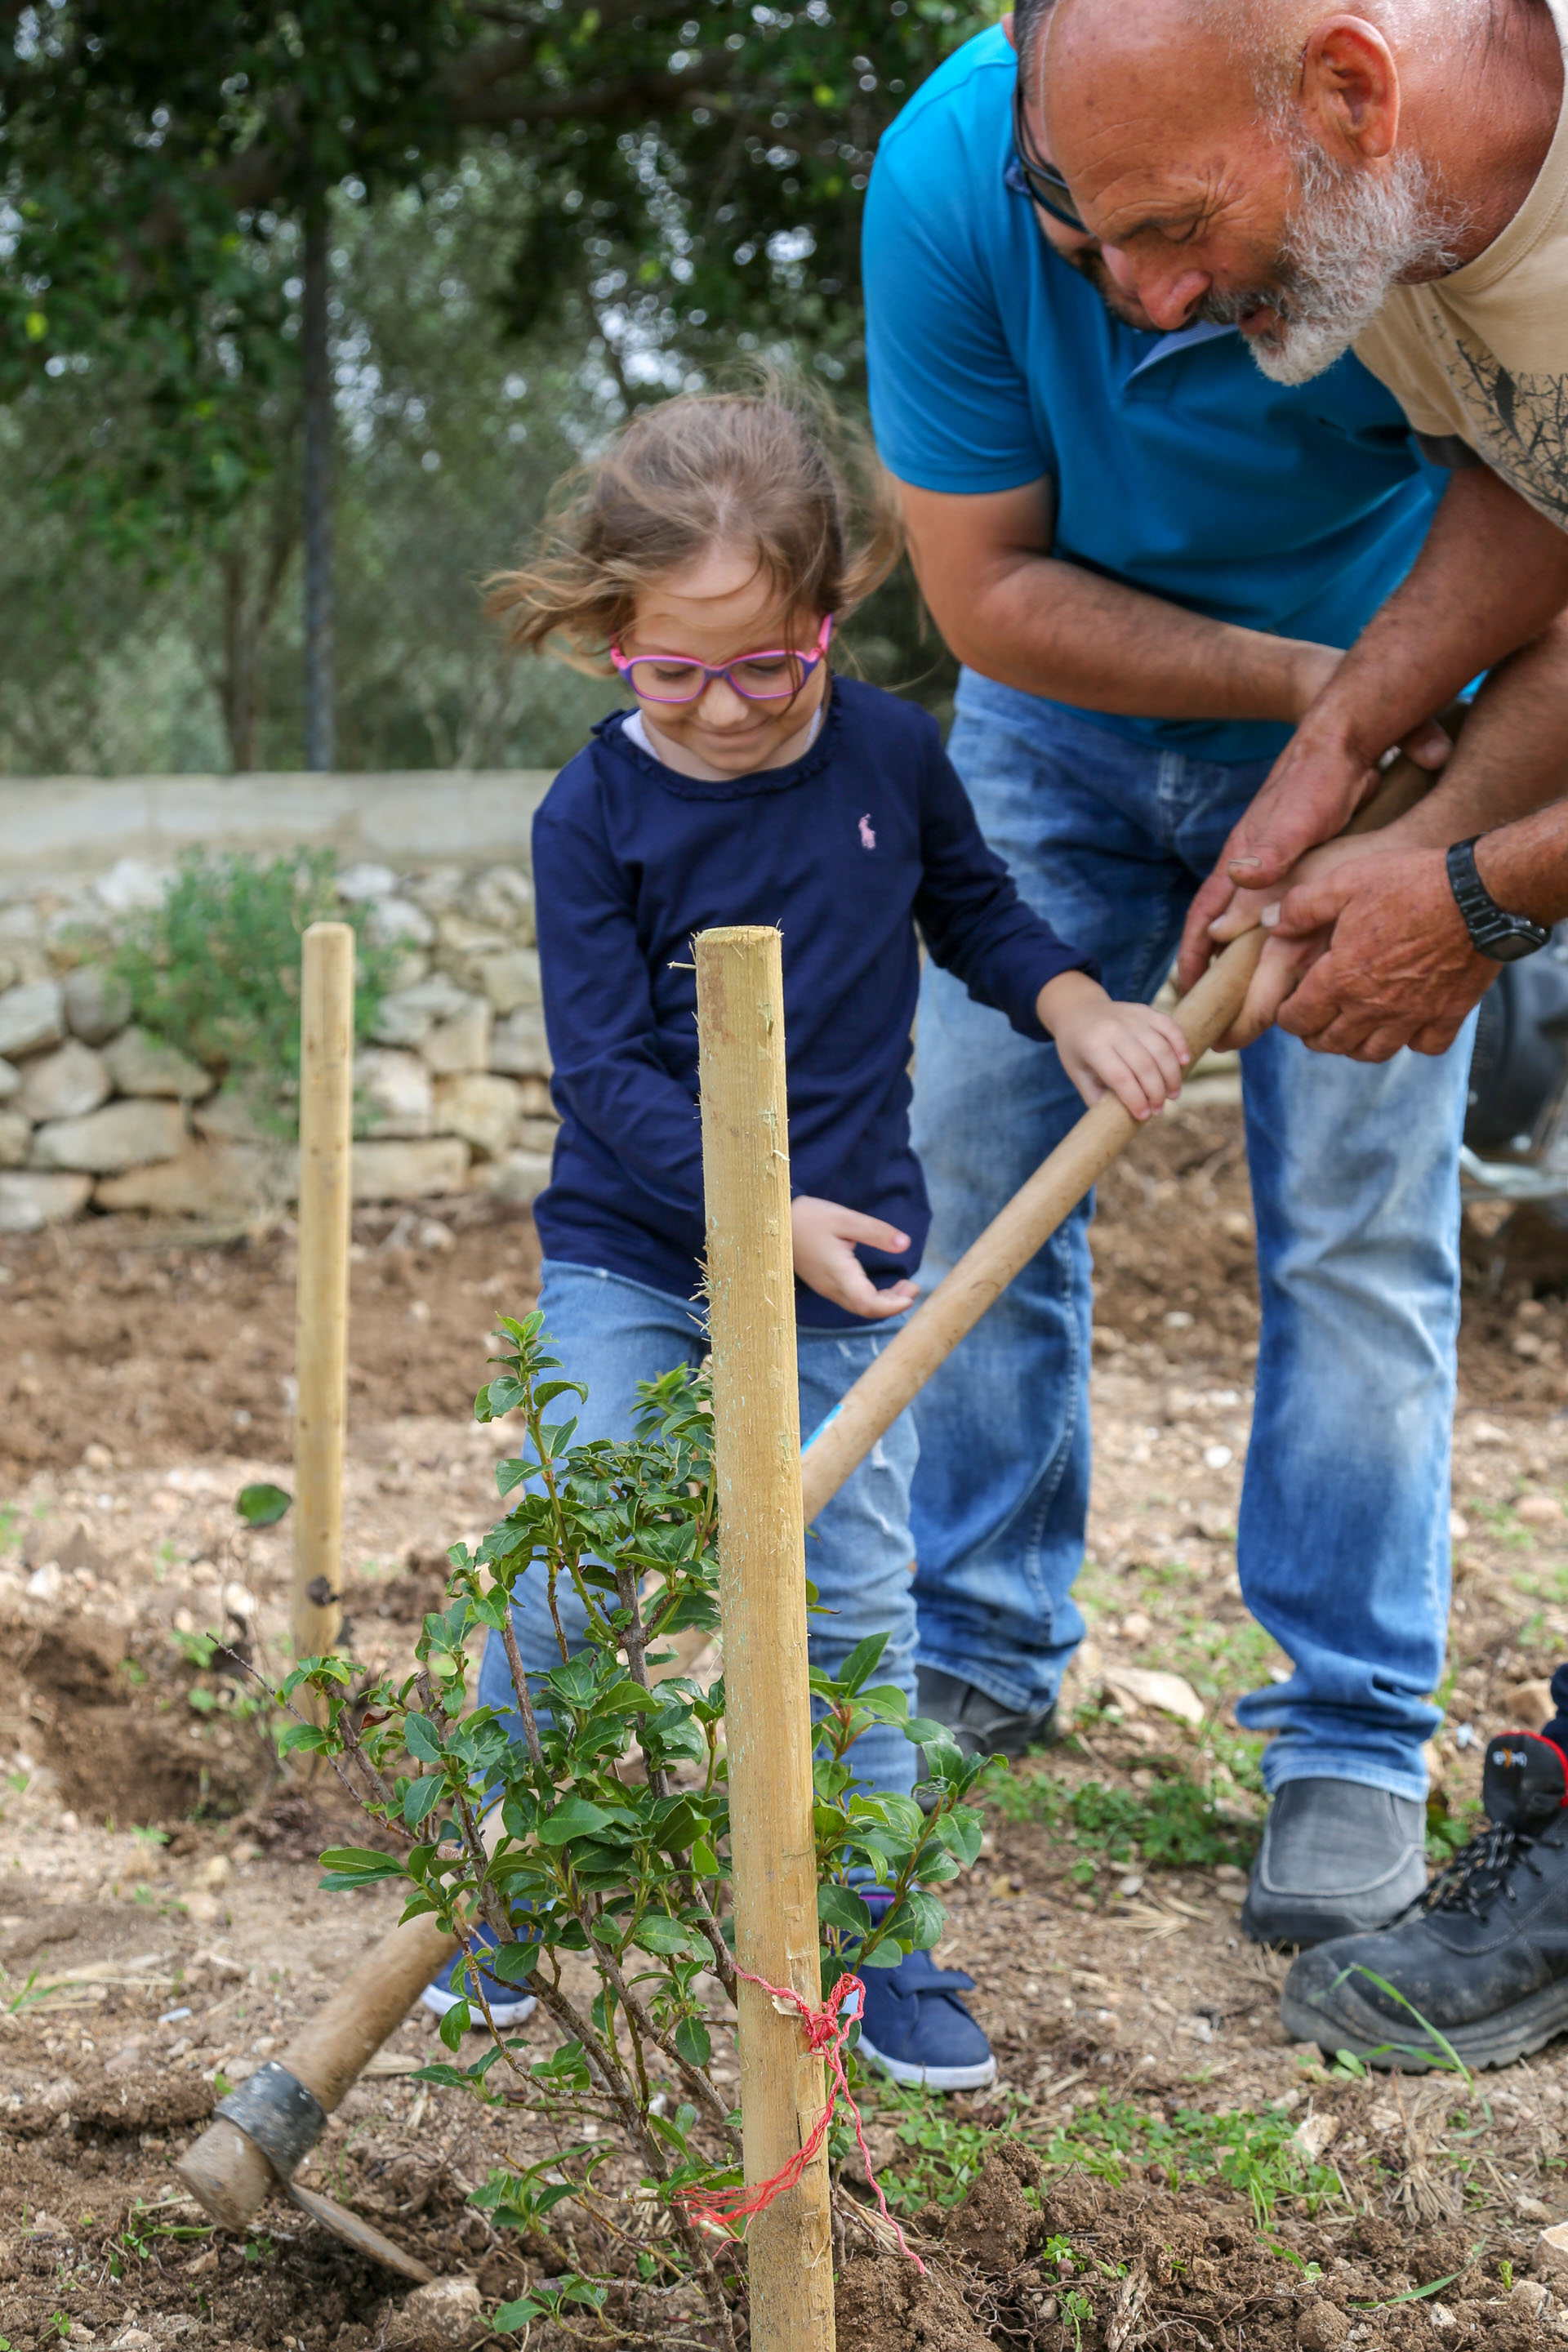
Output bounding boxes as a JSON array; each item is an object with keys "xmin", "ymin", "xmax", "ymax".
[{"xmin": 3, "ymin": 1108, "xmax": 1568, "ymax": 2349}]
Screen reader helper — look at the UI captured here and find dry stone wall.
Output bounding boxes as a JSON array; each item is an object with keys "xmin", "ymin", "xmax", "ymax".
[{"xmin": 0, "ymin": 854, "xmax": 557, "ymax": 1233}]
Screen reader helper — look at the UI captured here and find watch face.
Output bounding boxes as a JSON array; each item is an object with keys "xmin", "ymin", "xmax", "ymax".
[{"xmin": 1486, "ymin": 929, "xmax": 1548, "ymax": 963}]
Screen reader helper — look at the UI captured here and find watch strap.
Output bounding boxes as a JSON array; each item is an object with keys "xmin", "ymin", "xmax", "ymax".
[{"xmin": 1446, "ymin": 836, "xmax": 1550, "ymax": 961}]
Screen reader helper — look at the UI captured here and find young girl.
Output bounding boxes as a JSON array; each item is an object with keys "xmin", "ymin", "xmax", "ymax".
[{"xmin": 422, "ymin": 386, "xmax": 1188, "ymax": 2090}]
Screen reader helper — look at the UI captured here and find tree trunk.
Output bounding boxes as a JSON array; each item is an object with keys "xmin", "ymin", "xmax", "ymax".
[
  {"xmin": 215, "ymin": 463, "xmax": 300, "ymax": 774},
  {"xmin": 302, "ymin": 197, "xmax": 335, "ymax": 773},
  {"xmin": 220, "ymin": 546, "xmax": 261, "ymax": 774}
]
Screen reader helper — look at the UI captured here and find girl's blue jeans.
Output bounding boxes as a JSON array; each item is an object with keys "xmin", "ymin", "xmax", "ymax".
[
  {"xmin": 910, "ymin": 674, "xmax": 1474, "ymax": 1802},
  {"xmin": 475, "ymin": 1258, "xmax": 921, "ymax": 1797}
]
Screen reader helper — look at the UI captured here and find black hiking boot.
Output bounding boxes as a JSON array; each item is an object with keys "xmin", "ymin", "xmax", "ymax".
[
  {"xmin": 1241, "ymin": 1779, "xmax": 1428, "ymax": 1949},
  {"xmin": 1280, "ymin": 1729, "xmax": 1568, "ymax": 2070},
  {"xmin": 915, "ymin": 1666, "xmax": 1057, "ymax": 1762}
]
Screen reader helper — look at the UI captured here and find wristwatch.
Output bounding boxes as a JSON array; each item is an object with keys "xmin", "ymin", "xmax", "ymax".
[{"xmin": 1446, "ymin": 836, "xmax": 1551, "ymax": 962}]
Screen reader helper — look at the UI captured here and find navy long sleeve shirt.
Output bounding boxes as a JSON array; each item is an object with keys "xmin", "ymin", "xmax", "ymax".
[{"xmin": 531, "ymin": 675, "xmax": 1089, "ymax": 1326}]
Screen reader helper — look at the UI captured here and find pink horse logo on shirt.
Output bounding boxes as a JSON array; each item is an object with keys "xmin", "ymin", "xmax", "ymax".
[{"xmin": 858, "ymin": 813, "xmax": 876, "ymax": 851}]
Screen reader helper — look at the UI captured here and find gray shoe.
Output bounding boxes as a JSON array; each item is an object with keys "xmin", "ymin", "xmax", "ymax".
[
  {"xmin": 916, "ymin": 1667, "xmax": 1057, "ymax": 1762},
  {"xmin": 1242, "ymin": 1778, "xmax": 1428, "ymax": 1949}
]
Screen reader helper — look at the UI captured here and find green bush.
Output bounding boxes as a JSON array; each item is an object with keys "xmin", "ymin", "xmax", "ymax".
[
  {"xmin": 281, "ymin": 1314, "xmax": 991, "ymax": 2341},
  {"xmin": 113, "ymin": 849, "xmax": 397, "ymax": 1130}
]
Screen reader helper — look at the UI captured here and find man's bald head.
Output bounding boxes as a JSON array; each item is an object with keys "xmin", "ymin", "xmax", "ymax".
[
  {"xmin": 1037, "ymin": 0, "xmax": 1468, "ymax": 380},
  {"xmin": 1042, "ymin": 0, "xmax": 1419, "ymax": 118}
]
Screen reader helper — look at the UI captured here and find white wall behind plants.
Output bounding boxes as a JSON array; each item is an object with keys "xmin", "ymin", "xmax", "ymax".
[{"xmin": 0, "ymin": 769, "xmax": 555, "ymax": 878}]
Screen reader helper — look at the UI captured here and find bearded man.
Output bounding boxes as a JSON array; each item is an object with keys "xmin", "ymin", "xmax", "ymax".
[
  {"xmin": 862, "ymin": 0, "xmax": 1526, "ymax": 1958},
  {"xmin": 1036, "ymin": 0, "xmax": 1568, "ymax": 1056},
  {"xmin": 1028, "ymin": 0, "xmax": 1568, "ymax": 2069}
]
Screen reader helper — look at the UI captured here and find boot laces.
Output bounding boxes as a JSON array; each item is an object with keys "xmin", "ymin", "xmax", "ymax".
[{"xmin": 1422, "ymin": 1819, "xmax": 1564, "ymax": 1919}]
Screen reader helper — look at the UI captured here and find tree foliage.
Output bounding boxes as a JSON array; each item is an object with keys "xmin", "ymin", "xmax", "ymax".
[{"xmin": 2, "ymin": 0, "xmax": 991, "ymax": 554}]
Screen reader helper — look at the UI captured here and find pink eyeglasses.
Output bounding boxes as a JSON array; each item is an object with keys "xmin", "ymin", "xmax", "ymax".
[{"xmin": 609, "ymin": 613, "xmax": 834, "ymax": 706}]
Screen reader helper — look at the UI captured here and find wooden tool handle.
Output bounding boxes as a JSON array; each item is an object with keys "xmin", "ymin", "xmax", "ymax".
[
  {"xmin": 175, "ymin": 1909, "xmax": 460, "ymax": 2227},
  {"xmin": 800, "ymin": 927, "xmax": 1264, "ymax": 1523}
]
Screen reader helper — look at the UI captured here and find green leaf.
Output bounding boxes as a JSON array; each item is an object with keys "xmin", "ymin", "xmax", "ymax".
[
  {"xmin": 915, "ymin": 1726, "xmax": 965, "ymax": 1782},
  {"xmin": 674, "ymin": 2014, "xmax": 711, "ymax": 2069},
  {"xmin": 236, "ymin": 1481, "xmax": 292, "ymax": 1527},
  {"xmin": 488, "ymin": 1941, "xmax": 539, "ymax": 1984},
  {"xmin": 817, "ymin": 1883, "xmax": 872, "ymax": 1938},
  {"xmin": 599, "ymin": 1682, "xmax": 660, "ymax": 1717},
  {"xmin": 630, "ymin": 1913, "xmax": 703, "ymax": 1957},
  {"xmin": 493, "ymin": 2299, "xmax": 544, "ymax": 2332},
  {"xmin": 403, "ymin": 1775, "xmax": 444, "ymax": 1828},
  {"xmin": 277, "ymin": 1722, "xmax": 329, "ymax": 1757},
  {"xmin": 539, "ymin": 1795, "xmax": 616, "ymax": 1846},
  {"xmin": 877, "ymin": 1887, "xmax": 947, "ymax": 1950},
  {"xmin": 1350, "ymin": 2263, "xmax": 1480, "ymax": 2313},
  {"xmin": 317, "ymin": 1847, "xmax": 406, "ymax": 1891},
  {"xmin": 832, "ymin": 1632, "xmax": 889, "ymax": 1696},
  {"xmin": 501, "ymin": 1793, "xmax": 540, "ymax": 1841},
  {"xmin": 439, "ymin": 1998, "xmax": 471, "ymax": 2051},
  {"xmin": 933, "ymin": 1807, "xmax": 985, "ymax": 1868},
  {"xmin": 403, "ymin": 1713, "xmax": 443, "ymax": 1764}
]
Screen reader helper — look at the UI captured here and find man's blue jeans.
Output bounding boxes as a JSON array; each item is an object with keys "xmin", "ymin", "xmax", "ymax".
[
  {"xmin": 911, "ymin": 675, "xmax": 1472, "ymax": 1801},
  {"xmin": 475, "ymin": 1259, "xmax": 921, "ymax": 1798}
]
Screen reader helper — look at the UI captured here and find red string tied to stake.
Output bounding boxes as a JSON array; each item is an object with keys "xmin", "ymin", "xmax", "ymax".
[{"xmin": 675, "ymin": 1968, "xmax": 925, "ymax": 2271}]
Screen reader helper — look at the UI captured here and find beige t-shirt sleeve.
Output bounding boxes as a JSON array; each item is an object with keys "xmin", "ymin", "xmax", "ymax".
[{"xmin": 1352, "ymin": 0, "xmax": 1568, "ymax": 529}]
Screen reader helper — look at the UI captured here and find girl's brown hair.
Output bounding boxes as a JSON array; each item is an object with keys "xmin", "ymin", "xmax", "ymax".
[{"xmin": 485, "ymin": 374, "xmax": 902, "ymax": 667}]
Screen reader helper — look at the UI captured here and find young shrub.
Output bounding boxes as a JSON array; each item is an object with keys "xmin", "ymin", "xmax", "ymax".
[
  {"xmin": 113, "ymin": 849, "xmax": 396, "ymax": 1129},
  {"xmin": 282, "ymin": 1312, "xmax": 989, "ymax": 2339}
]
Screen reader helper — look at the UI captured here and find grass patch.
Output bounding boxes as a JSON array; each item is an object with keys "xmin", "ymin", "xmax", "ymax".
[
  {"xmin": 1465, "ymin": 1498, "xmax": 1536, "ymax": 1552},
  {"xmin": 1426, "ymin": 1789, "xmax": 1484, "ymax": 1865},
  {"xmin": 856, "ymin": 2083, "xmax": 1344, "ymax": 2226},
  {"xmin": 990, "ymin": 1756, "xmax": 1261, "ymax": 1873}
]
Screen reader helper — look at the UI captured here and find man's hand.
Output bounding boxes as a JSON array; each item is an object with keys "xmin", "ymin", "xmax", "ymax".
[
  {"xmin": 1176, "ymin": 714, "xmax": 1453, "ymax": 993},
  {"xmin": 1200, "ymin": 832, "xmax": 1391, "ymax": 1047},
  {"xmin": 1261, "ymin": 845, "xmax": 1495, "ymax": 1061},
  {"xmin": 791, "ymin": 1196, "xmax": 919, "ymax": 1321}
]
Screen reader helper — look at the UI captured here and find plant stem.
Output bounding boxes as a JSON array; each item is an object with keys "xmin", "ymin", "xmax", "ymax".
[
  {"xmin": 687, "ymin": 1882, "xmax": 738, "ymax": 2003},
  {"xmin": 521, "ymin": 1972, "xmax": 739, "ymax": 2352},
  {"xmin": 499, "ymin": 1604, "xmax": 546, "ymax": 1771},
  {"xmin": 595, "ymin": 1942, "xmax": 740, "ymax": 2149},
  {"xmin": 613, "ymin": 1561, "xmax": 670, "ymax": 1801}
]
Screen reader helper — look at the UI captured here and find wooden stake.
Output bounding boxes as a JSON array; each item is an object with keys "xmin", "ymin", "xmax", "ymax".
[
  {"xmin": 696, "ymin": 926, "xmax": 834, "ymax": 2352},
  {"xmin": 292, "ymin": 922, "xmax": 354, "ymax": 1682}
]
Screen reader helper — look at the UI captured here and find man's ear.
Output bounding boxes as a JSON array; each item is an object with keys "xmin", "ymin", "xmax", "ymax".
[{"xmin": 1300, "ymin": 12, "xmax": 1401, "ymax": 161}]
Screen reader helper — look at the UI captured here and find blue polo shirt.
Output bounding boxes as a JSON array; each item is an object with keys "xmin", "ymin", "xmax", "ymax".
[{"xmin": 862, "ymin": 25, "xmax": 1442, "ymax": 764}]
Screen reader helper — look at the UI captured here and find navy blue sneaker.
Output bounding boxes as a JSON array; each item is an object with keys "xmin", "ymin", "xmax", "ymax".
[
  {"xmin": 849, "ymin": 1946, "xmax": 998, "ymax": 2093},
  {"xmin": 420, "ymin": 1924, "xmax": 537, "ymax": 2029}
]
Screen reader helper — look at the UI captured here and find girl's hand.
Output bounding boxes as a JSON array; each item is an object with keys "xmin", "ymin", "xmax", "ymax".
[
  {"xmin": 1036, "ymin": 971, "xmax": 1190, "ymax": 1120},
  {"xmin": 791, "ymin": 1196, "xmax": 920, "ymax": 1321}
]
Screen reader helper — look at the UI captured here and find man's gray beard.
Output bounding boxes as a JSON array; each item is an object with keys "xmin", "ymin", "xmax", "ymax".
[{"xmin": 1202, "ymin": 142, "xmax": 1462, "ymax": 385}]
